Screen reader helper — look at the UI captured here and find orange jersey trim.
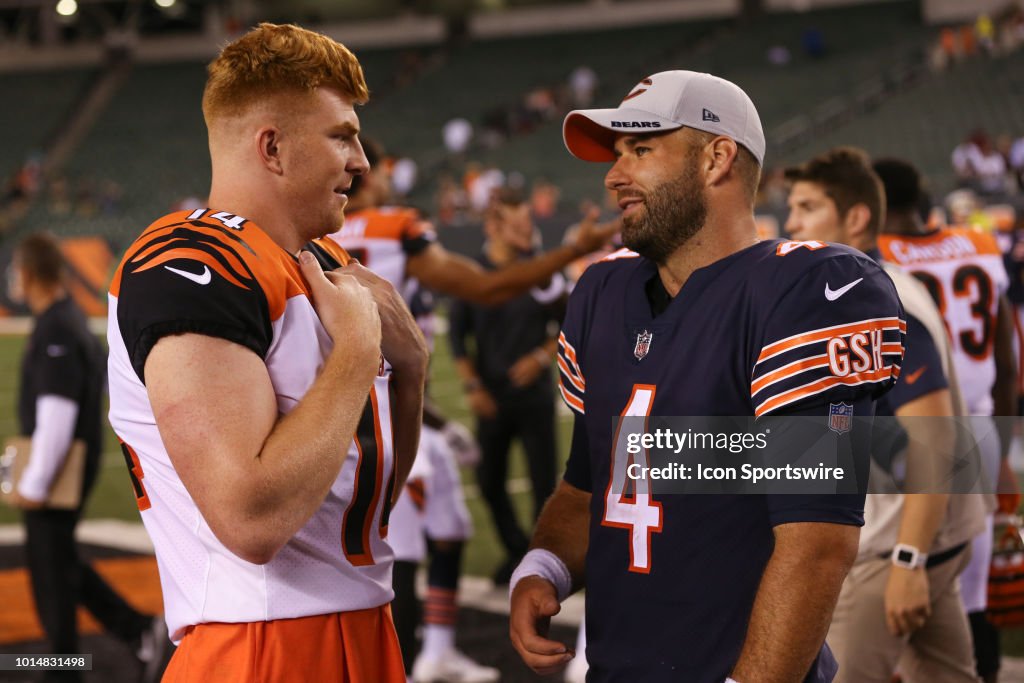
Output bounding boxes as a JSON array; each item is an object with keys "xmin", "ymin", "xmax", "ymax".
[
  {"xmin": 558, "ymin": 333, "xmax": 586, "ymax": 387},
  {"xmin": 878, "ymin": 226, "xmax": 1002, "ymax": 262},
  {"xmin": 751, "ymin": 354, "xmax": 829, "ymax": 396},
  {"xmin": 599, "ymin": 248, "xmax": 640, "ymax": 262},
  {"xmin": 754, "ymin": 366, "xmax": 896, "ymax": 417},
  {"xmin": 111, "ymin": 210, "xmax": 311, "ymax": 322},
  {"xmin": 345, "ymin": 207, "xmax": 429, "ymax": 241},
  {"xmin": 757, "ymin": 317, "xmax": 905, "ymax": 364},
  {"xmin": 559, "ymin": 380, "xmax": 585, "ymax": 414}
]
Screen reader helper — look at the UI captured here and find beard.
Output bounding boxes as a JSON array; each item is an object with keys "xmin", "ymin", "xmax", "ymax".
[{"xmin": 620, "ymin": 160, "xmax": 707, "ymax": 264}]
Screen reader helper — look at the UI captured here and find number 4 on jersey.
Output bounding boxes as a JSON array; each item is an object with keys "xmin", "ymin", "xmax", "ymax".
[
  {"xmin": 776, "ymin": 240, "xmax": 826, "ymax": 256},
  {"xmin": 603, "ymin": 384, "xmax": 662, "ymax": 574}
]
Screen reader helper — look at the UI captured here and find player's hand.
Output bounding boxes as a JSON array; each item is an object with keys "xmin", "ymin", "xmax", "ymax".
[
  {"xmin": 9, "ymin": 491, "xmax": 45, "ymax": 510},
  {"xmin": 884, "ymin": 566, "xmax": 931, "ymax": 636},
  {"xmin": 299, "ymin": 251, "xmax": 381, "ymax": 363},
  {"xmin": 997, "ymin": 458, "xmax": 1020, "ymax": 515},
  {"xmin": 338, "ymin": 261, "xmax": 429, "ymax": 378},
  {"xmin": 510, "ymin": 576, "xmax": 575, "ymax": 675},
  {"xmin": 567, "ymin": 207, "xmax": 619, "ymax": 255},
  {"xmin": 466, "ymin": 386, "xmax": 498, "ymax": 419},
  {"xmin": 442, "ymin": 420, "xmax": 481, "ymax": 467},
  {"xmin": 508, "ymin": 353, "xmax": 545, "ymax": 388}
]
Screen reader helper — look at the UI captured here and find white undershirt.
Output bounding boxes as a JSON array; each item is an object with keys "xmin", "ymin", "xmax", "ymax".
[{"xmin": 17, "ymin": 394, "xmax": 79, "ymax": 502}]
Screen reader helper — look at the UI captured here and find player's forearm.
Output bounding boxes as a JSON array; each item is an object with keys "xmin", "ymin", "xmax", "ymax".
[
  {"xmin": 897, "ymin": 422, "xmax": 951, "ymax": 549},
  {"xmin": 895, "ymin": 494, "xmax": 949, "ymax": 550},
  {"xmin": 389, "ymin": 366, "xmax": 427, "ymax": 500},
  {"xmin": 530, "ymin": 481, "xmax": 590, "ymax": 591},
  {"xmin": 731, "ymin": 523, "xmax": 858, "ymax": 683},
  {"xmin": 240, "ymin": 347, "xmax": 380, "ymax": 561},
  {"xmin": 468, "ymin": 245, "xmax": 580, "ymax": 306},
  {"xmin": 894, "ymin": 390, "xmax": 954, "ymax": 547}
]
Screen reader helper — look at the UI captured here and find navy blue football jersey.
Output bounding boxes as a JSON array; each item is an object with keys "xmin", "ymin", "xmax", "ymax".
[{"xmin": 557, "ymin": 240, "xmax": 905, "ymax": 683}]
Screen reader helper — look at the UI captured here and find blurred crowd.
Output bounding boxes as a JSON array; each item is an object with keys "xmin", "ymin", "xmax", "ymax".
[
  {"xmin": 953, "ymin": 129, "xmax": 1024, "ymax": 197},
  {"xmin": 1, "ymin": 154, "xmax": 123, "ymax": 235},
  {"xmin": 930, "ymin": 6, "xmax": 1024, "ymax": 69}
]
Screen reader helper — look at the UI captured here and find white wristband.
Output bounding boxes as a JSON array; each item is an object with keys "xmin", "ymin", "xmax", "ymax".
[
  {"xmin": 509, "ymin": 549, "xmax": 573, "ymax": 602},
  {"xmin": 725, "ymin": 678, "xmax": 741, "ymax": 683}
]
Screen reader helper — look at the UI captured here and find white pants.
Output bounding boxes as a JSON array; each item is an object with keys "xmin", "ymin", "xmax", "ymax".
[
  {"xmin": 388, "ymin": 426, "xmax": 473, "ymax": 563},
  {"xmin": 960, "ymin": 415, "xmax": 1000, "ymax": 613}
]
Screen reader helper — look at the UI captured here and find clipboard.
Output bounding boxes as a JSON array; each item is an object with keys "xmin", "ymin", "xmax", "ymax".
[{"xmin": 0, "ymin": 437, "xmax": 85, "ymax": 510}]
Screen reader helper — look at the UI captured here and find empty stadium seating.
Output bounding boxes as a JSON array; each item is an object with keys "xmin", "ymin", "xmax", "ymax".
[
  {"xmin": 0, "ymin": 67, "xmax": 95, "ymax": 179},
  {"xmin": 777, "ymin": 49, "xmax": 1024, "ymax": 193},
  {"xmin": 5, "ymin": 0, "xmax": 1016, "ymax": 242}
]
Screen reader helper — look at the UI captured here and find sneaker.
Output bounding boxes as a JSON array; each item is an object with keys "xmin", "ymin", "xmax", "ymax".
[
  {"xmin": 136, "ymin": 615, "xmax": 175, "ymax": 683},
  {"xmin": 411, "ymin": 648, "xmax": 500, "ymax": 683}
]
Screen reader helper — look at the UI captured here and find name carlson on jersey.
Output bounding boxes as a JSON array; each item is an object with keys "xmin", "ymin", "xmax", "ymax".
[
  {"xmin": 885, "ymin": 233, "xmax": 978, "ymax": 264},
  {"xmin": 611, "ymin": 120, "xmax": 663, "ymax": 129}
]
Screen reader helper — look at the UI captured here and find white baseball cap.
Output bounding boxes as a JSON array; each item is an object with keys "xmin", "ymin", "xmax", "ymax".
[{"xmin": 563, "ymin": 70, "xmax": 766, "ymax": 166}]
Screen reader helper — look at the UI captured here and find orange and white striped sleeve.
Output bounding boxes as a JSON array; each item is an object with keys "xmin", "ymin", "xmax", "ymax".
[{"xmin": 751, "ymin": 257, "xmax": 906, "ymax": 418}]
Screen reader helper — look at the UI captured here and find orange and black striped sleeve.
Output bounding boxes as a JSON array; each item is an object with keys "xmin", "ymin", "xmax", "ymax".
[{"xmin": 113, "ymin": 215, "xmax": 273, "ymax": 383}]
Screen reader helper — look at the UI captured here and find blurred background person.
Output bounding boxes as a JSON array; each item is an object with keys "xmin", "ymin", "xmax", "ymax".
[
  {"xmin": 332, "ymin": 139, "xmax": 610, "ymax": 682},
  {"xmin": 785, "ymin": 148, "xmax": 983, "ymax": 683},
  {"xmin": 449, "ymin": 188, "xmax": 567, "ymax": 586},
  {"xmin": 7, "ymin": 233, "xmax": 168, "ymax": 683},
  {"xmin": 876, "ymin": 159, "xmax": 1018, "ymax": 683}
]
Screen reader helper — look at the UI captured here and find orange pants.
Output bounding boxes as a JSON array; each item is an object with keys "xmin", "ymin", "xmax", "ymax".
[{"xmin": 162, "ymin": 605, "xmax": 406, "ymax": 683}]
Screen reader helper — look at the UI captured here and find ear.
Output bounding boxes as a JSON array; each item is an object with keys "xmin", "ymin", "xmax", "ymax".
[
  {"xmin": 704, "ymin": 136, "xmax": 739, "ymax": 188},
  {"xmin": 256, "ymin": 126, "xmax": 284, "ymax": 175},
  {"xmin": 843, "ymin": 203, "xmax": 872, "ymax": 239}
]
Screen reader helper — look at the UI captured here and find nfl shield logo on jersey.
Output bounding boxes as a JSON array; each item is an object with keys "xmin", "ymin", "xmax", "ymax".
[
  {"xmin": 828, "ymin": 402, "xmax": 854, "ymax": 434},
  {"xmin": 634, "ymin": 330, "xmax": 653, "ymax": 360}
]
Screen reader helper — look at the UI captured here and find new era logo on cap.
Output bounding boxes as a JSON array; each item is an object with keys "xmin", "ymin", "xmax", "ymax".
[{"xmin": 562, "ymin": 70, "xmax": 766, "ymax": 166}]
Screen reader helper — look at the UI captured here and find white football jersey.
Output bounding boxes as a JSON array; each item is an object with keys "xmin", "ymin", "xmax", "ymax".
[
  {"xmin": 108, "ymin": 209, "xmax": 397, "ymax": 642},
  {"xmin": 327, "ymin": 206, "xmax": 436, "ymax": 302},
  {"xmin": 879, "ymin": 227, "xmax": 1009, "ymax": 415}
]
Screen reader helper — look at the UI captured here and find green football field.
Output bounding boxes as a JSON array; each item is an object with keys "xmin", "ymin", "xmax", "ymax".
[{"xmin": 0, "ymin": 329, "xmax": 573, "ymax": 579}]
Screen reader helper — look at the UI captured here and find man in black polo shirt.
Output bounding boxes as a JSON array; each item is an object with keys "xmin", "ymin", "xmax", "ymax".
[
  {"xmin": 9, "ymin": 233, "xmax": 166, "ymax": 682},
  {"xmin": 449, "ymin": 188, "xmax": 567, "ymax": 584}
]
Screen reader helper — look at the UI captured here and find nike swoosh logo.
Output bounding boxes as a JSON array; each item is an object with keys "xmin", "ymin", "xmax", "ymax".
[
  {"xmin": 905, "ymin": 366, "xmax": 927, "ymax": 385},
  {"xmin": 165, "ymin": 264, "xmax": 212, "ymax": 285},
  {"xmin": 824, "ymin": 278, "xmax": 864, "ymax": 301}
]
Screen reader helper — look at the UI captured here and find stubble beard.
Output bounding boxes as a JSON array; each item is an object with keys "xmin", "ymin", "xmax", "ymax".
[{"xmin": 621, "ymin": 161, "xmax": 708, "ymax": 264}]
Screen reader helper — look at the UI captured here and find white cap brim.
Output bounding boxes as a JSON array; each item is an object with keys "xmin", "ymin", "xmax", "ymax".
[{"xmin": 563, "ymin": 108, "xmax": 682, "ymax": 162}]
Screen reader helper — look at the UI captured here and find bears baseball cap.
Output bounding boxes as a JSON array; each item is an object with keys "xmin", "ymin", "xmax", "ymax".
[{"xmin": 563, "ymin": 70, "xmax": 765, "ymax": 166}]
